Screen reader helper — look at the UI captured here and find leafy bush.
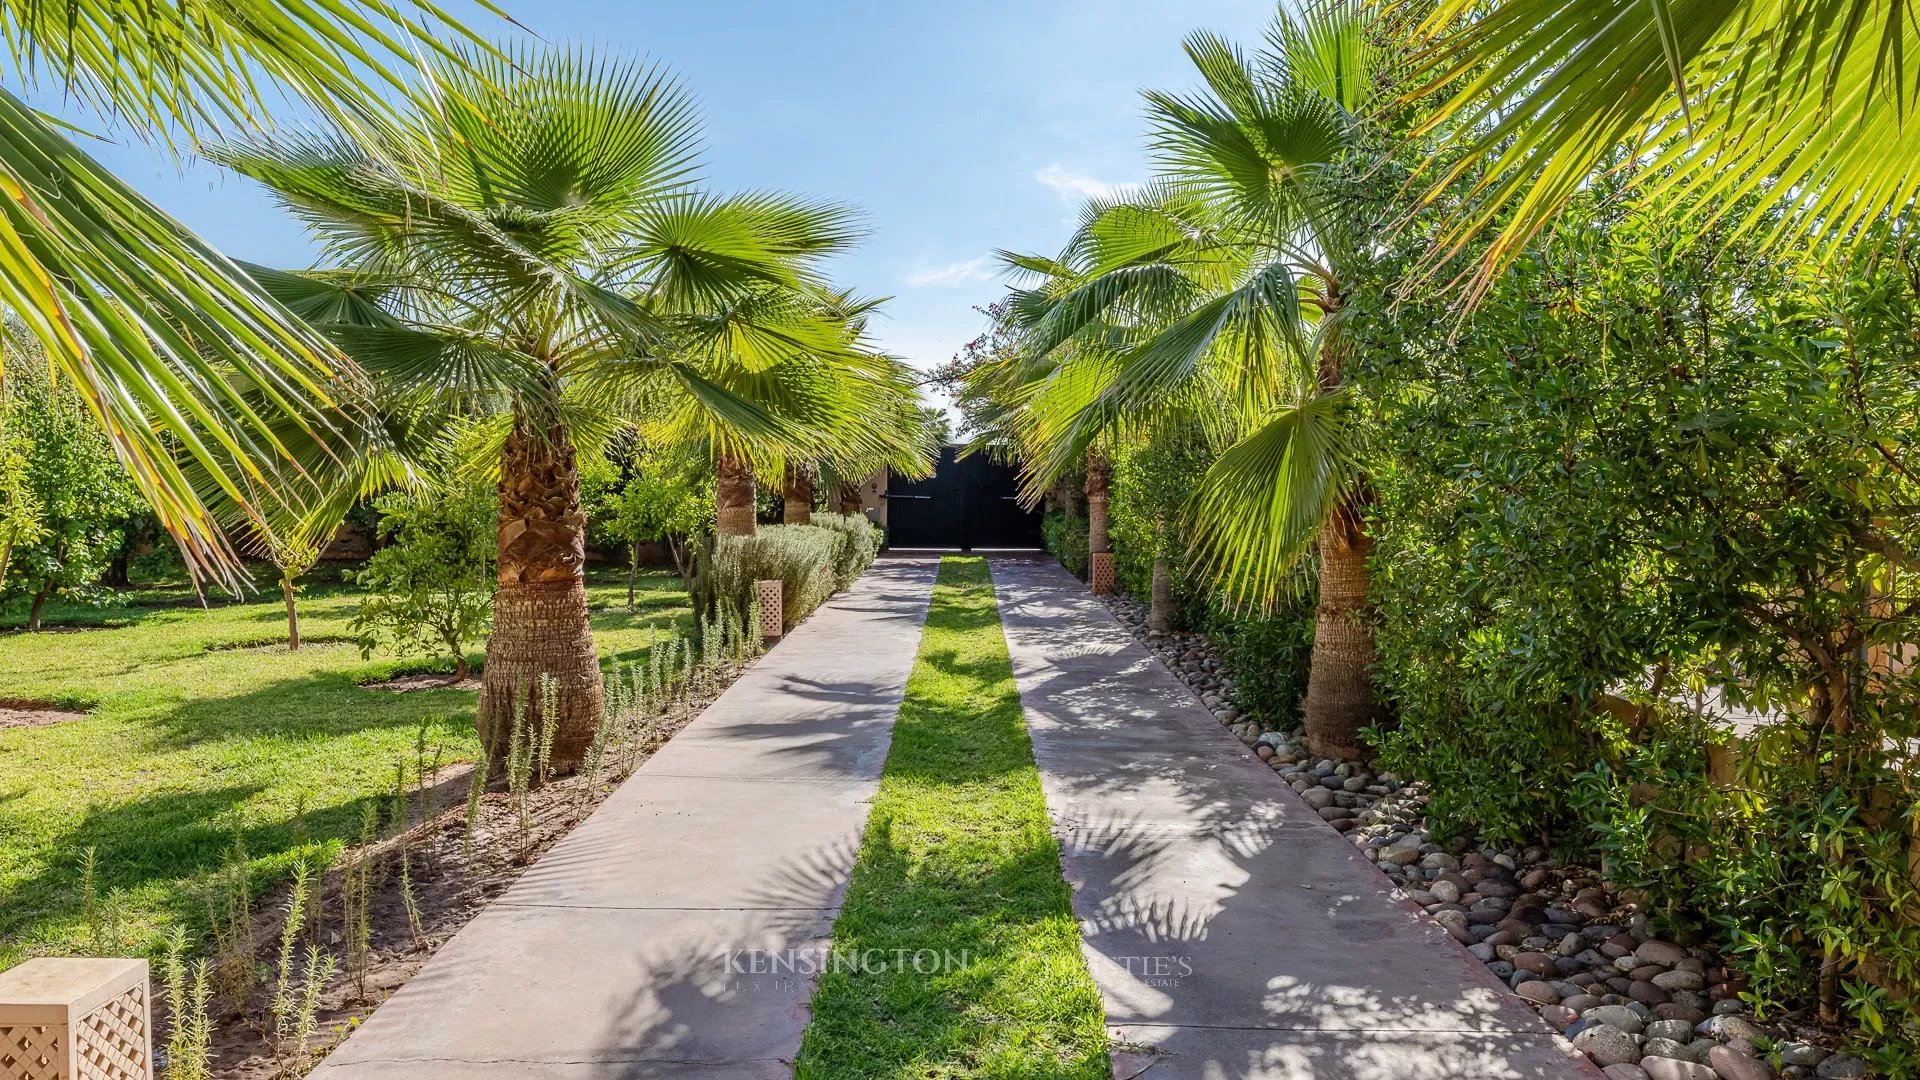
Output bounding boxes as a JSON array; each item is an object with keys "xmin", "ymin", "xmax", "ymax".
[
  {"xmin": 0, "ymin": 359, "xmax": 143, "ymax": 627},
  {"xmin": 350, "ymin": 481, "xmax": 496, "ymax": 676},
  {"xmin": 1203, "ymin": 593, "xmax": 1316, "ymax": 730},
  {"xmin": 1109, "ymin": 431, "xmax": 1214, "ymax": 626},
  {"xmin": 585, "ymin": 444, "xmax": 713, "ymax": 602},
  {"xmin": 1568, "ymin": 722, "xmax": 1920, "ymax": 1065},
  {"xmin": 1041, "ymin": 510, "xmax": 1089, "ymax": 579},
  {"xmin": 811, "ymin": 512, "xmax": 882, "ymax": 590},
  {"xmin": 1356, "ymin": 192, "xmax": 1920, "ymax": 1051}
]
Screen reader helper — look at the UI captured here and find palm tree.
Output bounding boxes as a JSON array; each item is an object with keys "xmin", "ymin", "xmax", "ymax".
[
  {"xmin": 1409, "ymin": 0, "xmax": 1920, "ymax": 298},
  {"xmin": 713, "ymin": 294, "xmax": 934, "ymax": 537},
  {"xmin": 782, "ymin": 463, "xmax": 815, "ymax": 525},
  {"xmin": 218, "ymin": 46, "xmax": 908, "ymax": 771},
  {"xmin": 0, "ymin": 0, "xmax": 502, "ymax": 587},
  {"xmin": 992, "ymin": 1, "xmax": 1392, "ymax": 759},
  {"xmin": 716, "ymin": 453, "xmax": 760, "ymax": 537}
]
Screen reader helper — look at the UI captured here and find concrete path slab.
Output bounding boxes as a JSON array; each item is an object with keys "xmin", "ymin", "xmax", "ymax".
[
  {"xmin": 989, "ymin": 556, "xmax": 1604, "ymax": 1080},
  {"xmin": 313, "ymin": 556, "xmax": 939, "ymax": 1080}
]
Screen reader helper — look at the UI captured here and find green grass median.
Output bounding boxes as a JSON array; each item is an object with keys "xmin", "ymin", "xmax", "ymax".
[{"xmin": 795, "ymin": 555, "xmax": 1108, "ymax": 1080}]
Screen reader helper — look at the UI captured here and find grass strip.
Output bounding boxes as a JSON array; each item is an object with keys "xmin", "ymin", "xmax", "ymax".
[
  {"xmin": 795, "ymin": 555, "xmax": 1108, "ymax": 1080},
  {"xmin": 0, "ymin": 567, "xmax": 691, "ymax": 966}
]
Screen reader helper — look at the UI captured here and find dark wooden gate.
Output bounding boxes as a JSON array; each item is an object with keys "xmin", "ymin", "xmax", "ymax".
[{"xmin": 886, "ymin": 446, "xmax": 1043, "ymax": 550}]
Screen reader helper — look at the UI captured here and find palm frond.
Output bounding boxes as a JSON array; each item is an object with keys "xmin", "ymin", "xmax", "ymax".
[
  {"xmin": 0, "ymin": 90, "xmax": 368, "ymax": 585},
  {"xmin": 1410, "ymin": 0, "xmax": 1920, "ymax": 297},
  {"xmin": 1187, "ymin": 389, "xmax": 1354, "ymax": 606}
]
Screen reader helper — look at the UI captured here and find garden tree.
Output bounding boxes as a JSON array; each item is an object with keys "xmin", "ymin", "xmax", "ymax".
[
  {"xmin": 262, "ymin": 533, "xmax": 320, "ymax": 651},
  {"xmin": 0, "ymin": 358, "xmax": 143, "ymax": 630},
  {"xmin": 350, "ymin": 479, "xmax": 496, "ymax": 680},
  {"xmin": 932, "ymin": 301, "xmax": 1028, "ymax": 451},
  {"xmin": 835, "ymin": 474, "xmax": 866, "ymax": 515},
  {"xmin": 797, "ymin": 407, "xmax": 942, "ymax": 531},
  {"xmin": 219, "ymin": 47, "xmax": 927, "ymax": 772},
  {"xmin": 987, "ymin": 0, "xmax": 1407, "ymax": 758},
  {"xmin": 0, "ymin": 394, "xmax": 44, "ymax": 589},
  {"xmin": 1410, "ymin": 0, "xmax": 1920, "ymax": 299},
  {"xmin": 0, "ymin": 0, "xmax": 502, "ymax": 587},
  {"xmin": 1084, "ymin": 450, "xmax": 1112, "ymax": 559},
  {"xmin": 918, "ymin": 407, "xmax": 952, "ymax": 446},
  {"xmin": 598, "ymin": 446, "xmax": 712, "ymax": 606},
  {"xmin": 713, "ymin": 292, "xmax": 934, "ymax": 538},
  {"xmin": 1359, "ymin": 184, "xmax": 1920, "ymax": 1049},
  {"xmin": 716, "ymin": 455, "xmax": 759, "ymax": 537}
]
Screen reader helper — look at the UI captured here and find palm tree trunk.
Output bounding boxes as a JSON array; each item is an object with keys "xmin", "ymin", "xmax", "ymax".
[
  {"xmin": 1304, "ymin": 496, "xmax": 1378, "ymax": 760},
  {"xmin": 282, "ymin": 574, "xmax": 301, "ymax": 651},
  {"xmin": 480, "ymin": 407, "xmax": 603, "ymax": 774},
  {"xmin": 1148, "ymin": 556, "xmax": 1175, "ymax": 633},
  {"xmin": 716, "ymin": 453, "xmax": 756, "ymax": 537},
  {"xmin": 782, "ymin": 463, "xmax": 812, "ymax": 525},
  {"xmin": 838, "ymin": 479, "xmax": 864, "ymax": 515},
  {"xmin": 1085, "ymin": 450, "xmax": 1111, "ymax": 554}
]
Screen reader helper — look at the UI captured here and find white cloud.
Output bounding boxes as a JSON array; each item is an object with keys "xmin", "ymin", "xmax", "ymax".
[
  {"xmin": 906, "ymin": 255, "xmax": 995, "ymax": 289},
  {"xmin": 1035, "ymin": 163, "xmax": 1129, "ymax": 201}
]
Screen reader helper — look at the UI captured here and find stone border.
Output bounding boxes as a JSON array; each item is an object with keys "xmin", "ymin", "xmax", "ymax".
[{"xmin": 1098, "ymin": 591, "xmax": 1865, "ymax": 1080}]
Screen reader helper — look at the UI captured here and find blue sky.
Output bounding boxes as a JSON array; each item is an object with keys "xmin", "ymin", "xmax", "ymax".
[{"xmin": 35, "ymin": 0, "xmax": 1272, "ymax": 402}]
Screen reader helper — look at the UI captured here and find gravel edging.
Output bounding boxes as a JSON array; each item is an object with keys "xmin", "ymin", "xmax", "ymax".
[{"xmin": 1099, "ymin": 592, "xmax": 1874, "ymax": 1080}]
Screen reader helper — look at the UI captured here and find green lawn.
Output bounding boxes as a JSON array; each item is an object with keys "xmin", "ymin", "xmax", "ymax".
[
  {"xmin": 0, "ymin": 563, "xmax": 693, "ymax": 967},
  {"xmin": 795, "ymin": 556, "xmax": 1109, "ymax": 1080}
]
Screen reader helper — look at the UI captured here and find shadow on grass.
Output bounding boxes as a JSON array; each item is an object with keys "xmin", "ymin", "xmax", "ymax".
[
  {"xmin": 0, "ymin": 762, "xmax": 477, "ymax": 967},
  {"xmin": 131, "ymin": 666, "xmax": 474, "ymax": 752},
  {"xmin": 0, "ymin": 783, "xmax": 267, "ymax": 958}
]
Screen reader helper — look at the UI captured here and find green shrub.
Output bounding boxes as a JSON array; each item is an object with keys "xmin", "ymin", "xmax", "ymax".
[
  {"xmin": 1567, "ymin": 719, "xmax": 1920, "ymax": 1069},
  {"xmin": 705, "ymin": 523, "xmax": 868, "ymax": 631},
  {"xmin": 0, "ymin": 357, "xmax": 144, "ymax": 626},
  {"xmin": 350, "ymin": 481, "xmax": 496, "ymax": 676},
  {"xmin": 810, "ymin": 512, "xmax": 883, "ymax": 589},
  {"xmin": 1355, "ymin": 192, "xmax": 1920, "ymax": 1055},
  {"xmin": 1109, "ymin": 431, "xmax": 1214, "ymax": 626},
  {"xmin": 1041, "ymin": 510, "xmax": 1089, "ymax": 579},
  {"xmin": 1203, "ymin": 593, "xmax": 1316, "ymax": 730}
]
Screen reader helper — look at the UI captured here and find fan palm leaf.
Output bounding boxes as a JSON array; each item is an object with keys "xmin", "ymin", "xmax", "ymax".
[
  {"xmin": 220, "ymin": 43, "xmax": 931, "ymax": 769},
  {"xmin": 0, "ymin": 0, "xmax": 506, "ymax": 584},
  {"xmin": 1409, "ymin": 0, "xmax": 1920, "ymax": 299}
]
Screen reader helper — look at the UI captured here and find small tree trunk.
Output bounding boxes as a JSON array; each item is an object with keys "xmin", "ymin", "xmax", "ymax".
[
  {"xmin": 1148, "ymin": 556, "xmax": 1175, "ymax": 633},
  {"xmin": 1085, "ymin": 450, "xmax": 1112, "ymax": 554},
  {"xmin": 667, "ymin": 534, "xmax": 699, "ymax": 596},
  {"xmin": 480, "ymin": 405, "xmax": 604, "ymax": 774},
  {"xmin": 106, "ymin": 545, "xmax": 132, "ymax": 588},
  {"xmin": 282, "ymin": 574, "xmax": 301, "ymax": 651},
  {"xmin": 716, "ymin": 453, "xmax": 757, "ymax": 537},
  {"xmin": 627, "ymin": 540, "xmax": 640, "ymax": 611},
  {"xmin": 838, "ymin": 479, "xmax": 864, "ymax": 515},
  {"xmin": 26, "ymin": 579, "xmax": 52, "ymax": 632},
  {"xmin": 1304, "ymin": 497, "xmax": 1379, "ymax": 760},
  {"xmin": 782, "ymin": 463, "xmax": 813, "ymax": 525}
]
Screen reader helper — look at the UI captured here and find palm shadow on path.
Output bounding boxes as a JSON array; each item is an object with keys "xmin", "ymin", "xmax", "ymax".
[
  {"xmin": 987, "ymin": 555, "xmax": 1604, "ymax": 1080},
  {"xmin": 307, "ymin": 556, "xmax": 943, "ymax": 1079}
]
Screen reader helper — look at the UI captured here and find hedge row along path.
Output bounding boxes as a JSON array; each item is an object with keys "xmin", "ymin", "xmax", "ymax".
[{"xmin": 309, "ymin": 553, "xmax": 1603, "ymax": 1079}]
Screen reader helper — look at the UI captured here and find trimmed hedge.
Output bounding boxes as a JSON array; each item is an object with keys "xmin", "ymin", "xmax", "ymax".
[
  {"xmin": 706, "ymin": 515, "xmax": 884, "ymax": 631},
  {"xmin": 1041, "ymin": 510, "xmax": 1089, "ymax": 580}
]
